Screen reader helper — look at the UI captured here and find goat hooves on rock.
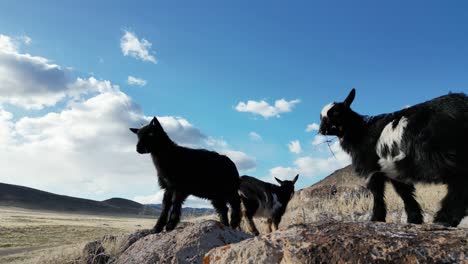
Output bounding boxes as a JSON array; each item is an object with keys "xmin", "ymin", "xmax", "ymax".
[
  {"xmin": 165, "ymin": 223, "xmax": 177, "ymax": 231},
  {"xmin": 370, "ymin": 216, "xmax": 386, "ymax": 222},
  {"xmin": 407, "ymin": 215, "xmax": 423, "ymax": 224}
]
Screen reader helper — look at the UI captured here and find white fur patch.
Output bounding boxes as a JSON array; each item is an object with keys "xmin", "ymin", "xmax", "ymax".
[
  {"xmin": 365, "ymin": 172, "xmax": 378, "ymax": 185},
  {"xmin": 255, "ymin": 193, "xmax": 282, "ymax": 218},
  {"xmin": 272, "ymin": 194, "xmax": 282, "ymax": 211},
  {"xmin": 376, "ymin": 117, "xmax": 408, "ymax": 178},
  {"xmin": 321, "ymin": 103, "xmax": 334, "ymax": 118},
  {"xmin": 238, "ymin": 190, "xmax": 246, "ymax": 197},
  {"xmin": 263, "ymin": 192, "xmax": 269, "ymax": 203}
]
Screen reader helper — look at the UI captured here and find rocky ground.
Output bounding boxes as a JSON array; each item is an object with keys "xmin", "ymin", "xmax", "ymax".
[
  {"xmin": 205, "ymin": 221, "xmax": 467, "ymax": 264},
  {"xmin": 80, "ymin": 220, "xmax": 467, "ymax": 264},
  {"xmin": 77, "ymin": 166, "xmax": 467, "ymax": 264}
]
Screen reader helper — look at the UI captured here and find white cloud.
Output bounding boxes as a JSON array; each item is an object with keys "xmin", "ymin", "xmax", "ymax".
[
  {"xmin": 249, "ymin": 131, "xmax": 262, "ymax": 141},
  {"xmin": 158, "ymin": 116, "xmax": 205, "ymax": 145},
  {"xmin": 267, "ymin": 167, "xmax": 299, "ymax": 182},
  {"xmin": 0, "ymin": 34, "xmax": 32, "ymax": 52},
  {"xmin": 306, "ymin": 123, "xmax": 320, "ymax": 132},
  {"xmin": 120, "ymin": 31, "xmax": 156, "ymax": 63},
  {"xmin": 1, "ymin": 79, "xmax": 155, "ymax": 198},
  {"xmin": 134, "ymin": 190, "xmax": 165, "ymax": 204},
  {"xmin": 235, "ymin": 98, "xmax": 300, "ymax": 118},
  {"xmin": 0, "ymin": 34, "xmax": 17, "ymax": 53},
  {"xmin": 134, "ymin": 190, "xmax": 212, "ymax": 208},
  {"xmin": 266, "ymin": 141, "xmax": 350, "ymax": 182},
  {"xmin": 219, "ymin": 149, "xmax": 256, "ymax": 171},
  {"xmin": 288, "ymin": 140, "xmax": 302, "ymax": 154},
  {"xmin": 202, "ymin": 137, "xmax": 256, "ymax": 171},
  {"xmin": 0, "ymin": 33, "xmax": 255, "ymax": 206},
  {"xmin": 0, "ymin": 35, "xmax": 76, "ymax": 109},
  {"xmin": 127, "ymin": 76, "xmax": 147, "ymax": 86},
  {"xmin": 0, "ymin": 109, "xmax": 14, "ymax": 146},
  {"xmin": 0, "ymin": 76, "xmax": 245, "ymax": 200},
  {"xmin": 19, "ymin": 35, "xmax": 32, "ymax": 45},
  {"xmin": 311, "ymin": 134, "xmax": 328, "ymax": 145}
]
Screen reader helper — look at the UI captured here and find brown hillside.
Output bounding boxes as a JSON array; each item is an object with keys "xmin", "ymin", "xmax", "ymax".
[{"xmin": 279, "ymin": 165, "xmax": 468, "ymax": 229}]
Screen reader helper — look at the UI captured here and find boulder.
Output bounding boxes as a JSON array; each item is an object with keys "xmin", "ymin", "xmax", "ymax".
[
  {"xmin": 204, "ymin": 221, "xmax": 468, "ymax": 263},
  {"xmin": 81, "ymin": 240, "xmax": 110, "ymax": 264},
  {"xmin": 114, "ymin": 220, "xmax": 252, "ymax": 264}
]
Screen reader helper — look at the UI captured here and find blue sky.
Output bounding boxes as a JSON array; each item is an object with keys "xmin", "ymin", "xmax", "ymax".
[{"xmin": 0, "ymin": 1, "xmax": 467, "ymax": 207}]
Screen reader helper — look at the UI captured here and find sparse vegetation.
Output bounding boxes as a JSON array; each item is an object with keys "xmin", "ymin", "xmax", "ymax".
[
  {"xmin": 281, "ymin": 183, "xmax": 452, "ymax": 228},
  {"xmin": 0, "ymin": 207, "xmax": 218, "ymax": 263},
  {"xmin": 0, "ymin": 207, "xmax": 154, "ymax": 263}
]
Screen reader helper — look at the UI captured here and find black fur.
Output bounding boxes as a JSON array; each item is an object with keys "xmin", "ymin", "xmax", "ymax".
[
  {"xmin": 319, "ymin": 89, "xmax": 468, "ymax": 227},
  {"xmin": 239, "ymin": 174, "xmax": 298, "ymax": 235},
  {"xmin": 130, "ymin": 117, "xmax": 241, "ymax": 233}
]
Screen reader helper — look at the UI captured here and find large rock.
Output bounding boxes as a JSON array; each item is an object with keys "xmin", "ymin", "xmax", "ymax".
[
  {"xmin": 114, "ymin": 220, "xmax": 252, "ymax": 264},
  {"xmin": 81, "ymin": 240, "xmax": 110, "ymax": 264},
  {"xmin": 204, "ymin": 221, "xmax": 468, "ymax": 263}
]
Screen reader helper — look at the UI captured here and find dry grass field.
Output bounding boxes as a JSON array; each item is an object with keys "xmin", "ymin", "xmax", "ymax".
[
  {"xmin": 281, "ymin": 182, "xmax": 468, "ymax": 231},
  {"xmin": 0, "ymin": 206, "xmax": 218, "ymax": 264},
  {"xmin": 0, "ymin": 207, "xmax": 155, "ymax": 263}
]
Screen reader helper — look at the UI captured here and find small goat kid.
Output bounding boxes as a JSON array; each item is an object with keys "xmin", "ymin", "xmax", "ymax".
[
  {"xmin": 239, "ymin": 174, "xmax": 298, "ymax": 235},
  {"xmin": 130, "ymin": 117, "xmax": 241, "ymax": 233},
  {"xmin": 319, "ymin": 89, "xmax": 468, "ymax": 227}
]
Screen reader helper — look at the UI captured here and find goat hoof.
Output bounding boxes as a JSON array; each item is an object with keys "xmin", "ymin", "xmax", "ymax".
[
  {"xmin": 433, "ymin": 213, "xmax": 460, "ymax": 227},
  {"xmin": 407, "ymin": 215, "xmax": 423, "ymax": 224},
  {"xmin": 370, "ymin": 216, "xmax": 386, "ymax": 222},
  {"xmin": 230, "ymin": 222, "xmax": 240, "ymax": 229},
  {"xmin": 434, "ymin": 218, "xmax": 459, "ymax": 227},
  {"xmin": 165, "ymin": 222, "xmax": 177, "ymax": 231},
  {"xmin": 152, "ymin": 227, "xmax": 163, "ymax": 234}
]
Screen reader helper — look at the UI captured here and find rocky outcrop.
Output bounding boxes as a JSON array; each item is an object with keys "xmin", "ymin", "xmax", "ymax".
[
  {"xmin": 204, "ymin": 221, "xmax": 468, "ymax": 264},
  {"xmin": 113, "ymin": 221, "xmax": 251, "ymax": 264},
  {"xmin": 81, "ymin": 240, "xmax": 110, "ymax": 264},
  {"xmin": 80, "ymin": 220, "xmax": 467, "ymax": 264},
  {"xmin": 78, "ymin": 165, "xmax": 467, "ymax": 263}
]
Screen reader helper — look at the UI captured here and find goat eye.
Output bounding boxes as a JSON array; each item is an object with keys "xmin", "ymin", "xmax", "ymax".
[{"xmin": 148, "ymin": 133, "xmax": 154, "ymax": 136}]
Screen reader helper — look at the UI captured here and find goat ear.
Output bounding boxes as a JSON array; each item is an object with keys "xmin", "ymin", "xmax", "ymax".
[
  {"xmin": 292, "ymin": 174, "xmax": 299, "ymax": 184},
  {"xmin": 150, "ymin": 117, "xmax": 157, "ymax": 126},
  {"xmin": 150, "ymin": 116, "xmax": 163, "ymax": 130},
  {"xmin": 275, "ymin": 177, "xmax": 284, "ymax": 185},
  {"xmin": 344, "ymin": 88, "xmax": 356, "ymax": 107},
  {"xmin": 129, "ymin": 128, "xmax": 139, "ymax": 134}
]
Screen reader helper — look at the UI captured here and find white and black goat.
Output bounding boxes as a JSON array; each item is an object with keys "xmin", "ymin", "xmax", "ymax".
[
  {"xmin": 319, "ymin": 89, "xmax": 468, "ymax": 227},
  {"xmin": 239, "ymin": 174, "xmax": 298, "ymax": 235},
  {"xmin": 130, "ymin": 117, "xmax": 241, "ymax": 233}
]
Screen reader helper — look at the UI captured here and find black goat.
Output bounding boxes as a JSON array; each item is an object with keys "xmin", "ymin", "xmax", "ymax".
[
  {"xmin": 130, "ymin": 117, "xmax": 241, "ymax": 232},
  {"xmin": 319, "ymin": 89, "xmax": 468, "ymax": 227},
  {"xmin": 239, "ymin": 174, "xmax": 298, "ymax": 235}
]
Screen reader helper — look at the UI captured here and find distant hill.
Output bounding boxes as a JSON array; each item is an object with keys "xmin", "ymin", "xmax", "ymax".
[
  {"xmin": 0, "ymin": 182, "xmax": 215, "ymax": 217},
  {"xmin": 147, "ymin": 204, "xmax": 215, "ymax": 217},
  {"xmin": 0, "ymin": 182, "xmax": 159, "ymax": 216},
  {"xmin": 303, "ymin": 165, "xmax": 367, "ymax": 197}
]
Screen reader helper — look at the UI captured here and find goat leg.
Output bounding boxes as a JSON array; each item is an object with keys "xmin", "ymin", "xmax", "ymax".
[
  {"xmin": 153, "ymin": 190, "xmax": 173, "ymax": 233},
  {"xmin": 367, "ymin": 173, "xmax": 387, "ymax": 222}
]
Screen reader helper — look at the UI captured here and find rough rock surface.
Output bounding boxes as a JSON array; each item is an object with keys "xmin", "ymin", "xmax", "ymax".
[
  {"xmin": 114, "ymin": 220, "xmax": 252, "ymax": 264},
  {"xmin": 204, "ymin": 221, "xmax": 468, "ymax": 264},
  {"xmin": 81, "ymin": 240, "xmax": 110, "ymax": 264}
]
